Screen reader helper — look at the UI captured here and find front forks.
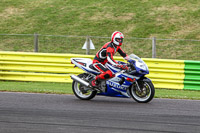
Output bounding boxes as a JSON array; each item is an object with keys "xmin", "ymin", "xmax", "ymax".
[{"xmin": 135, "ymin": 81, "xmax": 142, "ymax": 93}]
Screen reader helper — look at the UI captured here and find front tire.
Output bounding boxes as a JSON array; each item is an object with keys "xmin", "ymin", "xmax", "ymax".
[
  {"xmin": 72, "ymin": 73, "xmax": 97, "ymax": 100},
  {"xmin": 130, "ymin": 78, "xmax": 155, "ymax": 103}
]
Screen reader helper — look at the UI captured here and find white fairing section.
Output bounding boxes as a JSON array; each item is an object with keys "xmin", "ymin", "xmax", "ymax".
[
  {"xmin": 71, "ymin": 58, "xmax": 100, "ymax": 74},
  {"xmin": 135, "ymin": 61, "xmax": 147, "ymax": 71},
  {"xmin": 129, "ymin": 54, "xmax": 149, "ymax": 71},
  {"xmin": 71, "ymin": 58, "xmax": 92, "ymax": 66}
]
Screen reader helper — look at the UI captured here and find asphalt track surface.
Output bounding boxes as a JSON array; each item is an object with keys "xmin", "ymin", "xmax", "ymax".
[{"xmin": 0, "ymin": 92, "xmax": 199, "ymax": 133}]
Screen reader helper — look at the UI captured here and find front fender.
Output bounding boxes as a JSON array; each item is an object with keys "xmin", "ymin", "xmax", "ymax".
[{"xmin": 141, "ymin": 77, "xmax": 152, "ymax": 83}]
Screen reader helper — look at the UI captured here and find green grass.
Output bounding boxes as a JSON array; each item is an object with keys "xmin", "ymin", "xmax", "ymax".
[
  {"xmin": 0, "ymin": 81, "xmax": 72, "ymax": 94},
  {"xmin": 0, "ymin": 1, "xmax": 198, "ymax": 37},
  {"xmin": 0, "ymin": 0, "xmax": 199, "ymax": 39},
  {"xmin": 155, "ymin": 89, "xmax": 200, "ymax": 100},
  {"xmin": 0, "ymin": 81, "xmax": 200, "ymax": 100},
  {"xmin": 0, "ymin": 0, "xmax": 200, "ymax": 60}
]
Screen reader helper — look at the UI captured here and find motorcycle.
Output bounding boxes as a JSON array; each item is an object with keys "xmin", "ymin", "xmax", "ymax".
[{"xmin": 70, "ymin": 54, "xmax": 155, "ymax": 103}]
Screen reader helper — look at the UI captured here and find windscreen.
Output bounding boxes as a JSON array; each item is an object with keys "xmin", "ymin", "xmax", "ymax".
[{"xmin": 128, "ymin": 54, "xmax": 149, "ymax": 71}]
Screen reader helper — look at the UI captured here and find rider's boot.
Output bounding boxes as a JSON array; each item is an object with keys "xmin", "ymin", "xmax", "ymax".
[{"xmin": 90, "ymin": 75, "xmax": 100, "ymax": 88}]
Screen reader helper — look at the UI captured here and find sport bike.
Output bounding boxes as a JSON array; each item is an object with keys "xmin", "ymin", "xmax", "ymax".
[{"xmin": 70, "ymin": 54, "xmax": 155, "ymax": 103}]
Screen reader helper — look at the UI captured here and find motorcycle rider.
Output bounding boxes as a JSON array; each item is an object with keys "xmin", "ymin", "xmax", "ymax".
[{"xmin": 91, "ymin": 31, "xmax": 129, "ymax": 87}]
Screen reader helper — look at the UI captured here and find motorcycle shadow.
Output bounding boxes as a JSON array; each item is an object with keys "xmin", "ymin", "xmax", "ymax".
[{"xmin": 73, "ymin": 95, "xmax": 153, "ymax": 105}]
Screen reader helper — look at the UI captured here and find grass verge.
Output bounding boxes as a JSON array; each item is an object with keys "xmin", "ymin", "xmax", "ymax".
[
  {"xmin": 0, "ymin": 81, "xmax": 200, "ymax": 100},
  {"xmin": 0, "ymin": 81, "xmax": 72, "ymax": 94}
]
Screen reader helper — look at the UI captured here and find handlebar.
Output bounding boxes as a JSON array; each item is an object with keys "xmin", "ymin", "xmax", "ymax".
[{"xmin": 125, "ymin": 61, "xmax": 136, "ymax": 74}]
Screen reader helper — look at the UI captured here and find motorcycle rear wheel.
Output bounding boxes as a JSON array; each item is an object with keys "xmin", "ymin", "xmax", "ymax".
[
  {"xmin": 72, "ymin": 73, "xmax": 97, "ymax": 100},
  {"xmin": 130, "ymin": 78, "xmax": 155, "ymax": 103}
]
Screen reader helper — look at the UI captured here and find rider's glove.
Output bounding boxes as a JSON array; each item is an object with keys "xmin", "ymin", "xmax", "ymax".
[
  {"xmin": 124, "ymin": 56, "xmax": 130, "ymax": 61},
  {"xmin": 118, "ymin": 64, "xmax": 128, "ymax": 70}
]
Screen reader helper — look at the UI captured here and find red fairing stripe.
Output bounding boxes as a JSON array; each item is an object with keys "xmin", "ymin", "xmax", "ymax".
[{"xmin": 77, "ymin": 61, "xmax": 86, "ymax": 66}]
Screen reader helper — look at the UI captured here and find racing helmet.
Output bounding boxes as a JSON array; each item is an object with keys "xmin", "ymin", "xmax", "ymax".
[{"xmin": 111, "ymin": 31, "xmax": 124, "ymax": 46}]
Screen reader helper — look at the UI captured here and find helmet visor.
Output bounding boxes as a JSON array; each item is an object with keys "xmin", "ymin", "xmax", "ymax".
[{"xmin": 115, "ymin": 38, "xmax": 123, "ymax": 43}]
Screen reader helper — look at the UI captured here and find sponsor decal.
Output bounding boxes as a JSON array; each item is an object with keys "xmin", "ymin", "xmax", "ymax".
[{"xmin": 107, "ymin": 81, "xmax": 128, "ymax": 90}]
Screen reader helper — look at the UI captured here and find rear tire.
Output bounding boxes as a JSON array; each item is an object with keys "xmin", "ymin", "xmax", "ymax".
[
  {"xmin": 72, "ymin": 73, "xmax": 97, "ymax": 100},
  {"xmin": 130, "ymin": 78, "xmax": 155, "ymax": 103}
]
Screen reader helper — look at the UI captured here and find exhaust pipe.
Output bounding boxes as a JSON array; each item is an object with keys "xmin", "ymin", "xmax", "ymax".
[{"xmin": 70, "ymin": 75, "xmax": 90, "ymax": 87}]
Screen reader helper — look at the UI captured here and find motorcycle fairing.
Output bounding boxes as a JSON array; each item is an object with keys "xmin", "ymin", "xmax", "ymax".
[
  {"xmin": 71, "ymin": 57, "xmax": 143, "ymax": 98},
  {"xmin": 97, "ymin": 73, "xmax": 138, "ymax": 98},
  {"xmin": 71, "ymin": 58, "xmax": 100, "ymax": 75},
  {"xmin": 105, "ymin": 63, "xmax": 120, "ymax": 74}
]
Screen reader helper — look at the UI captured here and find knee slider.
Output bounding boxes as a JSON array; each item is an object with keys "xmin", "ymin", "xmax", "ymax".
[
  {"xmin": 104, "ymin": 70, "xmax": 113, "ymax": 79},
  {"xmin": 104, "ymin": 74, "xmax": 110, "ymax": 79}
]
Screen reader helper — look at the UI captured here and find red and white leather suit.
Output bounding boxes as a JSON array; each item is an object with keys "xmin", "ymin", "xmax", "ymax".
[
  {"xmin": 93, "ymin": 42, "xmax": 128, "ymax": 80},
  {"xmin": 91, "ymin": 31, "xmax": 129, "ymax": 87}
]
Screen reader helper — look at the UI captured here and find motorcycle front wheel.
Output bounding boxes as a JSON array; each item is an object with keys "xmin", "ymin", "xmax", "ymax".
[
  {"xmin": 72, "ymin": 73, "xmax": 97, "ymax": 100},
  {"xmin": 130, "ymin": 78, "xmax": 155, "ymax": 103}
]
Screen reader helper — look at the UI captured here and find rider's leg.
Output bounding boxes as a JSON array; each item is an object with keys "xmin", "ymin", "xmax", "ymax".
[
  {"xmin": 91, "ymin": 70, "xmax": 113, "ymax": 87},
  {"xmin": 91, "ymin": 63, "xmax": 114, "ymax": 87}
]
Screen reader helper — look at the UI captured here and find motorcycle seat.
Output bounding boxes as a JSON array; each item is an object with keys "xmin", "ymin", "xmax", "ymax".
[{"xmin": 89, "ymin": 64, "xmax": 98, "ymax": 71}]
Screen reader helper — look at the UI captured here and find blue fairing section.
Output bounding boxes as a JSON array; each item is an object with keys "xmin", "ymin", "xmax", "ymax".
[
  {"xmin": 106, "ymin": 65, "xmax": 118, "ymax": 73},
  {"xmin": 97, "ymin": 89, "xmax": 128, "ymax": 98},
  {"xmin": 97, "ymin": 78, "xmax": 132, "ymax": 98},
  {"xmin": 97, "ymin": 85, "xmax": 129, "ymax": 98},
  {"xmin": 81, "ymin": 66, "xmax": 99, "ymax": 75},
  {"xmin": 118, "ymin": 61, "xmax": 126, "ymax": 65}
]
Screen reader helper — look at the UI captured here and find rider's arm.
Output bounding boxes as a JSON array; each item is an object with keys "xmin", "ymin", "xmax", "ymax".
[
  {"xmin": 118, "ymin": 47, "xmax": 129, "ymax": 60},
  {"xmin": 107, "ymin": 48, "xmax": 118, "ymax": 66},
  {"xmin": 107, "ymin": 48, "xmax": 128, "ymax": 70}
]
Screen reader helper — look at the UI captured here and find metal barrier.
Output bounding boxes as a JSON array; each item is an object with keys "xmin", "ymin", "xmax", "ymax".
[
  {"xmin": 144, "ymin": 58, "xmax": 185, "ymax": 89},
  {"xmin": 0, "ymin": 51, "xmax": 199, "ymax": 90},
  {"xmin": 0, "ymin": 34, "xmax": 200, "ymax": 60},
  {"xmin": 0, "ymin": 51, "xmax": 91, "ymax": 82},
  {"xmin": 184, "ymin": 60, "xmax": 200, "ymax": 90}
]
